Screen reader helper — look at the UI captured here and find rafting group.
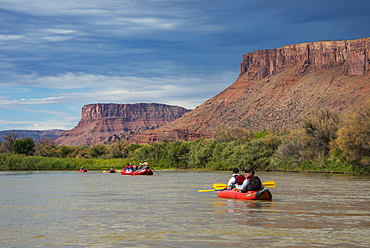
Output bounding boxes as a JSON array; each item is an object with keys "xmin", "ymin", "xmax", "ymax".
[
  {"xmin": 103, "ymin": 162, "xmax": 154, "ymax": 175},
  {"xmin": 120, "ymin": 162, "xmax": 153, "ymax": 175},
  {"xmin": 85, "ymin": 164, "xmax": 274, "ymax": 201}
]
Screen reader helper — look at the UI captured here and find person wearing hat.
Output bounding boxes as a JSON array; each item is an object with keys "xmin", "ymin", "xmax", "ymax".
[
  {"xmin": 227, "ymin": 168, "xmax": 245, "ymax": 190},
  {"xmin": 239, "ymin": 169, "xmax": 263, "ymax": 193}
]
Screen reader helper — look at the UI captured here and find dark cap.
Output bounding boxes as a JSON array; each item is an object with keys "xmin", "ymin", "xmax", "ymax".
[
  {"xmin": 232, "ymin": 168, "xmax": 239, "ymax": 173},
  {"xmin": 245, "ymin": 169, "xmax": 255, "ymax": 175}
]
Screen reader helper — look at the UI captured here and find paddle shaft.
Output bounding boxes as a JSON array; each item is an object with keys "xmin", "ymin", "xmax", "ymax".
[
  {"xmin": 198, "ymin": 189, "xmax": 226, "ymax": 192},
  {"xmin": 152, "ymin": 168, "xmax": 160, "ymax": 175}
]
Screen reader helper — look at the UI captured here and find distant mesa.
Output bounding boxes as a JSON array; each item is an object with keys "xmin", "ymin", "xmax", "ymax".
[
  {"xmin": 0, "ymin": 130, "xmax": 65, "ymax": 142},
  {"xmin": 53, "ymin": 103, "xmax": 190, "ymax": 146}
]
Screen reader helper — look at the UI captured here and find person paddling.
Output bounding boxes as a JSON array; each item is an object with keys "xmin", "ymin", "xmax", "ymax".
[{"xmin": 239, "ymin": 169, "xmax": 263, "ymax": 193}]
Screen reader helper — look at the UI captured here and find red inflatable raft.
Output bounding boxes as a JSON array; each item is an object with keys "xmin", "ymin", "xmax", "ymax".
[
  {"xmin": 217, "ymin": 188, "xmax": 272, "ymax": 201},
  {"xmin": 120, "ymin": 169, "xmax": 153, "ymax": 176}
]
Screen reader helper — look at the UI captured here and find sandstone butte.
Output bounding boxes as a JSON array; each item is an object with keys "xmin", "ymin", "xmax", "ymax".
[
  {"xmin": 128, "ymin": 37, "xmax": 370, "ymax": 144},
  {"xmin": 55, "ymin": 37, "xmax": 370, "ymax": 146},
  {"xmin": 54, "ymin": 103, "xmax": 190, "ymax": 146}
]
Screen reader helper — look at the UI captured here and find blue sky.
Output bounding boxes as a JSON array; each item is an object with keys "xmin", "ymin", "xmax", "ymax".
[{"xmin": 1, "ymin": 0, "xmax": 369, "ymax": 131}]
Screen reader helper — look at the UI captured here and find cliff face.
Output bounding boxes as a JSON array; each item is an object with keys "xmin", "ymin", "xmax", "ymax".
[
  {"xmin": 240, "ymin": 39, "xmax": 370, "ymax": 79},
  {"xmin": 129, "ymin": 37, "xmax": 370, "ymax": 143},
  {"xmin": 54, "ymin": 103, "xmax": 189, "ymax": 146}
]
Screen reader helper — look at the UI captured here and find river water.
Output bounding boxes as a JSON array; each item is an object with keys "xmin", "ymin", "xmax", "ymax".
[{"xmin": 1, "ymin": 170, "xmax": 369, "ymax": 247}]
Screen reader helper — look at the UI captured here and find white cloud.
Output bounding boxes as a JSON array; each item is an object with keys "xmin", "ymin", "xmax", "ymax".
[
  {"xmin": 0, "ymin": 96, "xmax": 69, "ymax": 106},
  {"xmin": 0, "ymin": 106, "xmax": 80, "ymax": 130},
  {"xmin": 0, "ymin": 0, "xmax": 118, "ymax": 15},
  {"xmin": 43, "ymin": 29, "xmax": 76, "ymax": 34},
  {"xmin": 41, "ymin": 36, "xmax": 74, "ymax": 42},
  {"xmin": 0, "ymin": 34, "xmax": 25, "ymax": 40},
  {"xmin": 0, "ymin": 70, "xmax": 236, "ymax": 109},
  {"xmin": 0, "ymin": 119, "xmax": 73, "ymax": 130}
]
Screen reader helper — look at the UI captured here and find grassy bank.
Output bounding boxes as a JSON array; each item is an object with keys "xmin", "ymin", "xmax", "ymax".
[
  {"xmin": 0, "ymin": 152, "xmax": 363, "ymax": 174},
  {"xmin": 0, "ymin": 153, "xmax": 130, "ymax": 171}
]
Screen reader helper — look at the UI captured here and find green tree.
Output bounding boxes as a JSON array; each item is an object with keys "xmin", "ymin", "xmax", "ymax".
[
  {"xmin": 34, "ymin": 138, "xmax": 58, "ymax": 157},
  {"xmin": 88, "ymin": 144, "xmax": 108, "ymax": 158},
  {"xmin": 166, "ymin": 141, "xmax": 190, "ymax": 169},
  {"xmin": 276, "ymin": 129, "xmax": 304, "ymax": 164},
  {"xmin": 188, "ymin": 139, "xmax": 217, "ymax": 169},
  {"xmin": 13, "ymin": 137, "xmax": 35, "ymax": 155},
  {"xmin": 332, "ymin": 103, "xmax": 370, "ymax": 171},
  {"xmin": 214, "ymin": 126, "xmax": 253, "ymax": 143},
  {"xmin": 109, "ymin": 140, "xmax": 129, "ymax": 158},
  {"xmin": 59, "ymin": 145, "xmax": 73, "ymax": 158},
  {"xmin": 301, "ymin": 109, "xmax": 339, "ymax": 160}
]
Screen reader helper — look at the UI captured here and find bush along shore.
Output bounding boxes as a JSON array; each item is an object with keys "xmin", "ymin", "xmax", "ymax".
[{"xmin": 1, "ymin": 106, "xmax": 369, "ymax": 175}]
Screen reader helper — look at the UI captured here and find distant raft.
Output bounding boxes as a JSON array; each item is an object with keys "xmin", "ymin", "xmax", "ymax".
[
  {"xmin": 120, "ymin": 168, "xmax": 153, "ymax": 176},
  {"xmin": 217, "ymin": 188, "xmax": 272, "ymax": 201}
]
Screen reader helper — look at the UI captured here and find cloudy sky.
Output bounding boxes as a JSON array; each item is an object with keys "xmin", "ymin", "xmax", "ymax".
[{"xmin": 1, "ymin": 0, "xmax": 369, "ymax": 131}]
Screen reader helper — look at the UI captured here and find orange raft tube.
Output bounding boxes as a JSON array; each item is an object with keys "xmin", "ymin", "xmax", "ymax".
[
  {"xmin": 120, "ymin": 169, "xmax": 153, "ymax": 176},
  {"xmin": 217, "ymin": 188, "xmax": 272, "ymax": 201}
]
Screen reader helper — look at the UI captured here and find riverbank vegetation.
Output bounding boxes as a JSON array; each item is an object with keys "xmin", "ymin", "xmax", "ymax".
[{"xmin": 1, "ymin": 104, "xmax": 369, "ymax": 174}]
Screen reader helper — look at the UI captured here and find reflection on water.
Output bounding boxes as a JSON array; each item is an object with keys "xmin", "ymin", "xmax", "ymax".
[{"xmin": 0, "ymin": 171, "xmax": 369, "ymax": 247}]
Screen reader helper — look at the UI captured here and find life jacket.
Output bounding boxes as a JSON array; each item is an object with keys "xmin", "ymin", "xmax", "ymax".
[
  {"xmin": 247, "ymin": 176, "xmax": 262, "ymax": 191},
  {"xmin": 234, "ymin": 175, "xmax": 246, "ymax": 185}
]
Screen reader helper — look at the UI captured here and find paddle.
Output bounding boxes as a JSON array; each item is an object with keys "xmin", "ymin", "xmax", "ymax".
[
  {"xmin": 103, "ymin": 169, "xmax": 121, "ymax": 173},
  {"xmin": 198, "ymin": 189, "xmax": 226, "ymax": 192},
  {"xmin": 198, "ymin": 181, "xmax": 276, "ymax": 193},
  {"xmin": 213, "ymin": 181, "xmax": 276, "ymax": 190},
  {"xmin": 152, "ymin": 168, "xmax": 160, "ymax": 175}
]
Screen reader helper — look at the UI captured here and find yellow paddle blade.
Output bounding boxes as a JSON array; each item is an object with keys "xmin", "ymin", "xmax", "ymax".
[
  {"xmin": 213, "ymin": 183, "xmax": 228, "ymax": 190},
  {"xmin": 262, "ymin": 181, "xmax": 276, "ymax": 188},
  {"xmin": 102, "ymin": 171, "xmax": 107, "ymax": 173}
]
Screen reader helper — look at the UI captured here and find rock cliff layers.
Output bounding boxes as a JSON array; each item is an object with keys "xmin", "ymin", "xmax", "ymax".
[
  {"xmin": 54, "ymin": 103, "xmax": 189, "ymax": 146},
  {"xmin": 240, "ymin": 38, "xmax": 370, "ymax": 79},
  {"xmin": 128, "ymin": 37, "xmax": 370, "ymax": 143}
]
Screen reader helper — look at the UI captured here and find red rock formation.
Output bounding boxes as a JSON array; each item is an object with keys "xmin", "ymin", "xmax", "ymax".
[
  {"xmin": 129, "ymin": 37, "xmax": 370, "ymax": 143},
  {"xmin": 54, "ymin": 103, "xmax": 189, "ymax": 146},
  {"xmin": 240, "ymin": 39, "xmax": 370, "ymax": 78}
]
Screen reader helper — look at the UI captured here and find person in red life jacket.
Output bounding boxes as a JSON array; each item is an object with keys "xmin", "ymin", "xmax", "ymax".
[
  {"xmin": 227, "ymin": 168, "xmax": 239, "ymax": 189},
  {"xmin": 239, "ymin": 169, "xmax": 263, "ymax": 193},
  {"xmin": 227, "ymin": 168, "xmax": 245, "ymax": 190}
]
